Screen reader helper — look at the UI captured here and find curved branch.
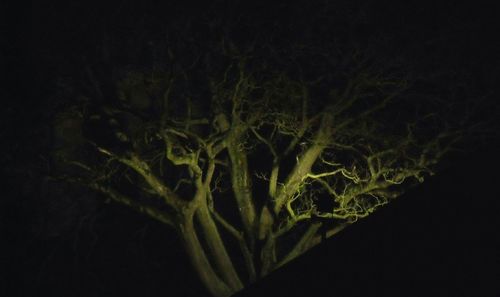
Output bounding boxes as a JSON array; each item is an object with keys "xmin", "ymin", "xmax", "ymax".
[{"xmin": 96, "ymin": 147, "xmax": 187, "ymax": 210}]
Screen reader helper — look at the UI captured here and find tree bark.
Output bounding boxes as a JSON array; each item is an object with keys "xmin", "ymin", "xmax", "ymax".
[
  {"xmin": 179, "ymin": 213, "xmax": 233, "ymax": 297},
  {"xmin": 259, "ymin": 234, "xmax": 277, "ymax": 277},
  {"xmin": 195, "ymin": 200, "xmax": 244, "ymax": 292},
  {"xmin": 227, "ymin": 136, "xmax": 257, "ymax": 246}
]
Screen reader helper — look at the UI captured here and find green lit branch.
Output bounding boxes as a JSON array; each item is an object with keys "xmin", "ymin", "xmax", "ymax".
[
  {"xmin": 272, "ymin": 113, "xmax": 334, "ymax": 215},
  {"xmin": 96, "ymin": 146, "xmax": 186, "ymax": 210},
  {"xmin": 160, "ymin": 130, "xmax": 203, "ymax": 178}
]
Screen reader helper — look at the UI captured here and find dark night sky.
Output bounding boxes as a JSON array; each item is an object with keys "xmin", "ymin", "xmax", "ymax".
[{"xmin": 3, "ymin": 1, "xmax": 499, "ymax": 296}]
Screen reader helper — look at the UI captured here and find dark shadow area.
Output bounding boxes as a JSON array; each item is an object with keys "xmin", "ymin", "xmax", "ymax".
[
  {"xmin": 235, "ymin": 142, "xmax": 500, "ymax": 297},
  {"xmin": 4, "ymin": 203, "xmax": 212, "ymax": 297}
]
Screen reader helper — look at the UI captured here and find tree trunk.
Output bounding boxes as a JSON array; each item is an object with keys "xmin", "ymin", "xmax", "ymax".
[
  {"xmin": 179, "ymin": 214, "xmax": 234, "ymax": 297},
  {"xmin": 195, "ymin": 202, "xmax": 244, "ymax": 292}
]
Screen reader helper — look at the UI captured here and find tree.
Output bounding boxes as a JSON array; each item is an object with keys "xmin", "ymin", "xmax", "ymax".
[{"xmin": 47, "ymin": 5, "xmax": 491, "ymax": 297}]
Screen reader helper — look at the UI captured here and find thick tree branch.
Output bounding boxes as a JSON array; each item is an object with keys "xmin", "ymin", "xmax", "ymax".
[
  {"xmin": 226, "ymin": 128, "xmax": 257, "ymax": 246},
  {"xmin": 96, "ymin": 147, "xmax": 187, "ymax": 210},
  {"xmin": 272, "ymin": 113, "xmax": 333, "ymax": 215}
]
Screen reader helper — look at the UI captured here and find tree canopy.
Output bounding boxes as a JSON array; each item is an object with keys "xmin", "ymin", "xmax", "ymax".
[{"xmin": 35, "ymin": 2, "xmax": 497, "ymax": 296}]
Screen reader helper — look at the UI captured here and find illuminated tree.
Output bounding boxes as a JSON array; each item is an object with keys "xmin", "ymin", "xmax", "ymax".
[{"xmin": 50, "ymin": 9, "xmax": 488, "ymax": 297}]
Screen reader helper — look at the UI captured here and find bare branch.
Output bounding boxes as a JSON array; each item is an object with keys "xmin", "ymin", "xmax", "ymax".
[
  {"xmin": 272, "ymin": 113, "xmax": 334, "ymax": 215},
  {"xmin": 95, "ymin": 146, "xmax": 187, "ymax": 210},
  {"xmin": 89, "ymin": 182, "xmax": 177, "ymax": 228},
  {"xmin": 210, "ymin": 206, "xmax": 243, "ymax": 241},
  {"xmin": 250, "ymin": 127, "xmax": 278, "ymax": 160}
]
